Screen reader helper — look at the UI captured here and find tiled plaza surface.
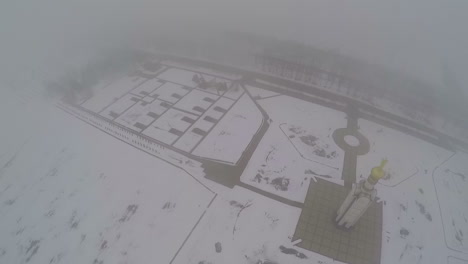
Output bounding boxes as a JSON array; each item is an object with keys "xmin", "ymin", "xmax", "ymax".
[{"xmin": 293, "ymin": 178, "xmax": 383, "ymax": 264}]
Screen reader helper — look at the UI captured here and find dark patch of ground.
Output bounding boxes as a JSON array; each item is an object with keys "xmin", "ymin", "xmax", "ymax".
[
  {"xmin": 400, "ymin": 228, "xmax": 410, "ymax": 238},
  {"xmin": 298, "ymin": 134, "xmax": 337, "ymax": 159},
  {"xmin": 265, "ymin": 147, "xmax": 276, "ymax": 163},
  {"xmin": 25, "ymin": 240, "xmax": 40, "ymax": 263},
  {"xmin": 229, "ymin": 200, "xmax": 244, "ymax": 209},
  {"xmin": 289, "ymin": 126, "xmax": 304, "ymax": 134},
  {"xmin": 455, "ymin": 229, "xmax": 464, "ymax": 244},
  {"xmin": 299, "ymin": 135, "xmax": 318, "ymax": 147},
  {"xmin": 400, "ymin": 204, "xmax": 407, "ymax": 212},
  {"xmin": 315, "ymin": 149, "xmax": 337, "ymax": 159},
  {"xmin": 69, "ymin": 211, "xmax": 79, "ymax": 229},
  {"xmin": 119, "ymin": 204, "xmax": 138, "ymax": 222},
  {"xmin": 2, "ymin": 153, "xmax": 17, "ymax": 169},
  {"xmin": 48, "ymin": 253, "xmax": 64, "ymax": 264},
  {"xmin": 279, "ymin": 245, "xmax": 307, "ymax": 259},
  {"xmin": 44, "ymin": 209, "xmax": 55, "ymax": 218},
  {"xmin": 254, "ymin": 173, "xmax": 270, "ymax": 184},
  {"xmin": 162, "ymin": 202, "xmax": 176, "ymax": 210},
  {"xmin": 93, "ymin": 258, "xmax": 104, "ymax": 264},
  {"xmin": 4, "ymin": 199, "xmax": 15, "ymax": 206},
  {"xmin": 271, "ymin": 177, "xmax": 290, "ymax": 191},
  {"xmin": 253, "ymin": 173, "xmax": 270, "ymax": 183},
  {"xmin": 215, "ymin": 242, "xmax": 222, "ymax": 253},
  {"xmin": 384, "ymin": 172, "xmax": 392, "ymax": 180},
  {"xmin": 415, "ymin": 201, "xmax": 432, "ymax": 221},
  {"xmin": 100, "ymin": 240, "xmax": 108, "ymax": 251},
  {"xmin": 418, "ymin": 188, "xmax": 424, "ymax": 194}
]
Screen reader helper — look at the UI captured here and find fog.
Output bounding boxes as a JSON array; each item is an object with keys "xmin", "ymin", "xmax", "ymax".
[
  {"xmin": 1, "ymin": 0, "xmax": 468, "ymax": 141},
  {"xmin": 1, "ymin": 0, "xmax": 468, "ymax": 93},
  {"xmin": 1, "ymin": 2, "xmax": 468, "ymax": 263}
]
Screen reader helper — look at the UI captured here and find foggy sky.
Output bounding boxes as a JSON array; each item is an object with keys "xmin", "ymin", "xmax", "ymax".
[{"xmin": 1, "ymin": 0, "xmax": 467, "ymax": 95}]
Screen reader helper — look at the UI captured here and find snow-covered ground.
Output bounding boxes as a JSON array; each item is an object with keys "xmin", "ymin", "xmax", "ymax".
[
  {"xmin": 149, "ymin": 82, "xmax": 190, "ymax": 104},
  {"xmin": 114, "ymin": 98, "xmax": 167, "ymax": 132},
  {"xmin": 129, "ymin": 78, "xmax": 164, "ymax": 97},
  {"xmin": 142, "ymin": 108, "xmax": 199, "ymax": 145},
  {"xmin": 241, "ymin": 94, "xmax": 346, "ymax": 202},
  {"xmin": 100, "ymin": 94, "xmax": 139, "ymax": 120},
  {"xmin": 82, "ymin": 75, "xmax": 147, "ymax": 113},
  {"xmin": 1, "ymin": 59, "xmax": 467, "ymax": 264},
  {"xmin": 193, "ymin": 93, "xmax": 263, "ymax": 164},
  {"xmin": 259, "ymin": 95, "xmax": 346, "ymax": 176},
  {"xmin": 363, "ymin": 131, "xmax": 465, "ymax": 264},
  {"xmin": 434, "ymin": 152, "xmax": 468, "ymax": 253},
  {"xmin": 173, "ymin": 97, "xmax": 235, "ymax": 153},
  {"xmin": 172, "ymin": 89, "xmax": 218, "ymax": 115},
  {"xmin": 172, "ymin": 186, "xmax": 336, "ymax": 264},
  {"xmin": 357, "ymin": 118, "xmax": 452, "ymax": 186},
  {"xmin": 241, "ymin": 124, "xmax": 316, "ymax": 202},
  {"xmin": 377, "ymin": 167, "xmax": 449, "ymax": 264},
  {"xmin": 223, "ymin": 84, "xmax": 244, "ymax": 100},
  {"xmin": 0, "ymin": 97, "xmax": 214, "ymax": 264}
]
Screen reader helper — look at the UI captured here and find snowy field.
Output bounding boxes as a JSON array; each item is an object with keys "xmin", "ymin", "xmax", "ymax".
[
  {"xmin": 82, "ymin": 75, "xmax": 147, "ymax": 113},
  {"xmin": 357, "ymin": 118, "xmax": 452, "ymax": 186},
  {"xmin": 240, "ymin": 94, "xmax": 346, "ymax": 202},
  {"xmin": 241, "ymin": 124, "xmax": 315, "ymax": 202},
  {"xmin": 1, "ymin": 59, "xmax": 467, "ymax": 264},
  {"xmin": 129, "ymin": 78, "xmax": 164, "ymax": 97},
  {"xmin": 173, "ymin": 97, "xmax": 235, "ymax": 153},
  {"xmin": 0, "ymin": 99, "xmax": 215, "ymax": 264},
  {"xmin": 193, "ymin": 93, "xmax": 263, "ymax": 164},
  {"xmin": 434, "ymin": 152, "xmax": 468, "ymax": 253},
  {"xmin": 377, "ymin": 166, "xmax": 450, "ymax": 264},
  {"xmin": 171, "ymin": 186, "xmax": 336, "ymax": 264},
  {"xmin": 115, "ymin": 99, "xmax": 167, "ymax": 132}
]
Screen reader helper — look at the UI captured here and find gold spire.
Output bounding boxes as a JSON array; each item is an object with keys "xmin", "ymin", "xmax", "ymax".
[{"xmin": 368, "ymin": 159, "xmax": 387, "ymax": 184}]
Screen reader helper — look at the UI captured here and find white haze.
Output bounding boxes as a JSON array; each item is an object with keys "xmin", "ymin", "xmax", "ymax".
[{"xmin": 1, "ymin": 0, "xmax": 467, "ymax": 95}]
